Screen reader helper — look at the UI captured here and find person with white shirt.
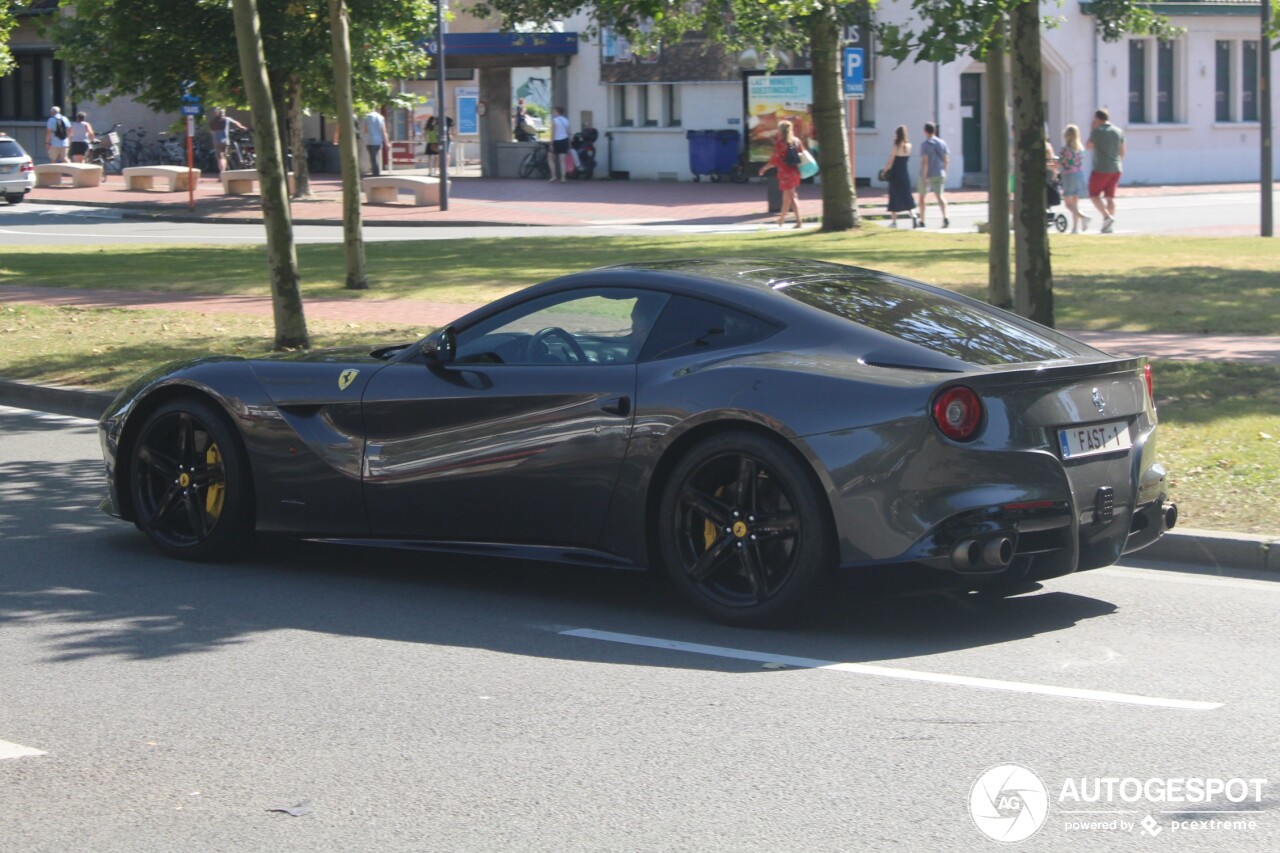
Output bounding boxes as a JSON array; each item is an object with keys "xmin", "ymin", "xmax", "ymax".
[{"xmin": 549, "ymin": 106, "xmax": 570, "ymax": 182}]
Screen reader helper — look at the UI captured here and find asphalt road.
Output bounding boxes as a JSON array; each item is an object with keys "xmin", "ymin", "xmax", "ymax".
[
  {"xmin": 0, "ymin": 189, "xmax": 1273, "ymax": 244},
  {"xmin": 2, "ymin": 404, "xmax": 1277, "ymax": 852}
]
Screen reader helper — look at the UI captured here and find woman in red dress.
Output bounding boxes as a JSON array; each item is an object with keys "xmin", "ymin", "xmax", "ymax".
[{"xmin": 759, "ymin": 119, "xmax": 806, "ymax": 228}]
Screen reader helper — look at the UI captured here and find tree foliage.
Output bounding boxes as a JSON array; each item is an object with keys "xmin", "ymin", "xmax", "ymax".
[
  {"xmin": 45, "ymin": 0, "xmax": 436, "ymax": 114},
  {"xmin": 0, "ymin": 7, "xmax": 18, "ymax": 77}
]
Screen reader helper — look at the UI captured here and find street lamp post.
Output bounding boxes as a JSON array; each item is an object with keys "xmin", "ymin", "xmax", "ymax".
[
  {"xmin": 1262, "ymin": 0, "xmax": 1273, "ymax": 236},
  {"xmin": 435, "ymin": 0, "xmax": 450, "ymax": 211}
]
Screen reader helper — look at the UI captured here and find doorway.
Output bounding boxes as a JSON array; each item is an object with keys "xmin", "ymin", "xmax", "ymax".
[{"xmin": 961, "ymin": 72, "xmax": 983, "ymax": 175}]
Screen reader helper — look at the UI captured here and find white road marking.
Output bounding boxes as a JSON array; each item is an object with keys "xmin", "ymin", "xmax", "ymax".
[
  {"xmin": 1098, "ymin": 566, "xmax": 1280, "ymax": 592},
  {"xmin": 561, "ymin": 628, "xmax": 1222, "ymax": 711},
  {"xmin": 0, "ymin": 739, "xmax": 46, "ymax": 760}
]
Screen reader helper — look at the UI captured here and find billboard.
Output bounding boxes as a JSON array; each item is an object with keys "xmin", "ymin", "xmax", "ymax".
[{"xmin": 744, "ymin": 71, "xmax": 814, "ymax": 163}]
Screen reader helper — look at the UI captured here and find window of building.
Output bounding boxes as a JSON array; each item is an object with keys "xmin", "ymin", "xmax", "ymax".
[
  {"xmin": 1156, "ymin": 40, "xmax": 1175, "ymax": 123},
  {"xmin": 1128, "ymin": 40, "xmax": 1147, "ymax": 125},
  {"xmin": 0, "ymin": 50, "xmax": 67, "ymax": 122},
  {"xmin": 662, "ymin": 85, "xmax": 682, "ymax": 127},
  {"xmin": 1242, "ymin": 40, "xmax": 1259, "ymax": 122},
  {"xmin": 1129, "ymin": 38, "xmax": 1181, "ymax": 125},
  {"xmin": 856, "ymin": 81, "xmax": 875, "ymax": 129},
  {"xmin": 1215, "ymin": 40, "xmax": 1232, "ymax": 122},
  {"xmin": 614, "ymin": 87, "xmax": 632, "ymax": 127},
  {"xmin": 638, "ymin": 86, "xmax": 657, "ymax": 127},
  {"xmin": 1212, "ymin": 39, "xmax": 1261, "ymax": 123}
]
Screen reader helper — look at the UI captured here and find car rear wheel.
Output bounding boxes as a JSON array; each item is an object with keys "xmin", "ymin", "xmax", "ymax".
[
  {"xmin": 4, "ymin": 193, "xmax": 23, "ymax": 205},
  {"xmin": 658, "ymin": 431, "xmax": 833, "ymax": 626},
  {"xmin": 130, "ymin": 399, "xmax": 251, "ymax": 561}
]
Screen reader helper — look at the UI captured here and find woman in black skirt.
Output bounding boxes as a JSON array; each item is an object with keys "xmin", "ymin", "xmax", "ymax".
[{"xmin": 881, "ymin": 125, "xmax": 919, "ymax": 228}]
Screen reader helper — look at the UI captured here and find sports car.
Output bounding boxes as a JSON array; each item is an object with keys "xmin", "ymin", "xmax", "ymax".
[{"xmin": 99, "ymin": 258, "xmax": 1175, "ymax": 625}]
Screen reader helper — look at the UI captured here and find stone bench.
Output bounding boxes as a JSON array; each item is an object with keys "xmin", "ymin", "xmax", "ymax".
[
  {"xmin": 220, "ymin": 169, "xmax": 296, "ymax": 195},
  {"xmin": 362, "ymin": 175, "xmax": 440, "ymax": 206},
  {"xmin": 121, "ymin": 165, "xmax": 200, "ymax": 192},
  {"xmin": 34, "ymin": 162, "xmax": 104, "ymax": 188}
]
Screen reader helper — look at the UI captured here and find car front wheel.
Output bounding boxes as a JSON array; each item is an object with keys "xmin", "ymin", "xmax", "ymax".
[
  {"xmin": 130, "ymin": 398, "xmax": 252, "ymax": 560},
  {"xmin": 658, "ymin": 431, "xmax": 833, "ymax": 626}
]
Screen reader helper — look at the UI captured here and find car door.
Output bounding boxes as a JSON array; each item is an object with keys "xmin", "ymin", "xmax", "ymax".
[{"xmin": 360, "ymin": 287, "xmax": 667, "ymax": 548}]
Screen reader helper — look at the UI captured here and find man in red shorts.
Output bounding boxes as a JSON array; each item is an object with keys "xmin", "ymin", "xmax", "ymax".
[{"xmin": 1087, "ymin": 108, "xmax": 1125, "ymax": 233}]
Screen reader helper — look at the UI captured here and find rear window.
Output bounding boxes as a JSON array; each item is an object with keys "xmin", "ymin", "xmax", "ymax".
[
  {"xmin": 0, "ymin": 140, "xmax": 25, "ymax": 158},
  {"xmin": 780, "ymin": 276, "xmax": 1080, "ymax": 365}
]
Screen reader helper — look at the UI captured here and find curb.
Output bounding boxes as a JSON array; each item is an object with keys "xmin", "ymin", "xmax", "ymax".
[
  {"xmin": 1, "ymin": 376, "xmax": 1275, "ymax": 577},
  {"xmin": 1137, "ymin": 527, "xmax": 1277, "ymax": 574},
  {"xmin": 0, "ymin": 377, "xmax": 115, "ymax": 421}
]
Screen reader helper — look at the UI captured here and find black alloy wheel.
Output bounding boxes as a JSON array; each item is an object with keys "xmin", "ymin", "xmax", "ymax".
[
  {"xmin": 659, "ymin": 431, "xmax": 833, "ymax": 626},
  {"xmin": 130, "ymin": 399, "xmax": 251, "ymax": 560}
]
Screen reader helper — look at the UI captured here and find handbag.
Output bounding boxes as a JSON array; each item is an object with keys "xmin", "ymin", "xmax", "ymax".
[
  {"xmin": 877, "ymin": 168, "xmax": 889, "ymax": 182},
  {"xmin": 798, "ymin": 149, "xmax": 818, "ymax": 180}
]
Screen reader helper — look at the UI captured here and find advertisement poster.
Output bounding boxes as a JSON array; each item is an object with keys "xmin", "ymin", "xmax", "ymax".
[
  {"xmin": 456, "ymin": 86, "xmax": 479, "ymax": 135},
  {"xmin": 744, "ymin": 71, "xmax": 813, "ymax": 163}
]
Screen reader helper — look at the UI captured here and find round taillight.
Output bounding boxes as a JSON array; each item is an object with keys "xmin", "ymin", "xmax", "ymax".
[{"xmin": 932, "ymin": 386, "xmax": 983, "ymax": 441}]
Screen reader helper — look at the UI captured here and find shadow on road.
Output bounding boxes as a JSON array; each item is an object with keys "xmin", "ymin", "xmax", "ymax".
[{"xmin": 1, "ymin": 447, "xmax": 1118, "ymax": 671}]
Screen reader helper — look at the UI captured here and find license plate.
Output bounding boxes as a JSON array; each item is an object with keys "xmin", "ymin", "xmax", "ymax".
[
  {"xmin": 0, "ymin": 164, "xmax": 15, "ymax": 174},
  {"xmin": 1058, "ymin": 419, "xmax": 1132, "ymax": 459}
]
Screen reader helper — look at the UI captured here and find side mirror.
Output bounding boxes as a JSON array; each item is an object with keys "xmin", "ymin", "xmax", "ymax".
[{"xmin": 420, "ymin": 326, "xmax": 456, "ymax": 364}]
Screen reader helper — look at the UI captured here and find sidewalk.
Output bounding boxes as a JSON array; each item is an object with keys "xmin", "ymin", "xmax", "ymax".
[{"xmin": 24, "ymin": 171, "xmax": 1266, "ymax": 228}]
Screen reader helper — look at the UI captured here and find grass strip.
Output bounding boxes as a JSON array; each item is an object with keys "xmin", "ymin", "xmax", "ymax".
[{"xmin": 1, "ymin": 231, "xmax": 1277, "ymax": 333}]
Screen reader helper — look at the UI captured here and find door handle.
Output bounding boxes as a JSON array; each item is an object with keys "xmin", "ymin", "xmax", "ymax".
[{"xmin": 599, "ymin": 396, "xmax": 631, "ymax": 416}]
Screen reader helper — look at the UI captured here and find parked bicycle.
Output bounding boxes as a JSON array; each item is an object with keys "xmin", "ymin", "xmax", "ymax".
[
  {"xmin": 85, "ymin": 123, "xmax": 122, "ymax": 174},
  {"xmin": 227, "ymin": 129, "xmax": 255, "ymax": 170},
  {"xmin": 518, "ymin": 140, "xmax": 551, "ymax": 180}
]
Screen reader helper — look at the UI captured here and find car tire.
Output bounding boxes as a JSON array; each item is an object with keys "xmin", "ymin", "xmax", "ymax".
[
  {"xmin": 130, "ymin": 398, "xmax": 252, "ymax": 561},
  {"xmin": 658, "ymin": 431, "xmax": 834, "ymax": 626},
  {"xmin": 4, "ymin": 193, "xmax": 23, "ymax": 205}
]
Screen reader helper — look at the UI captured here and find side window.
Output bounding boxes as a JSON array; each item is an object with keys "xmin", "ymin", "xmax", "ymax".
[
  {"xmin": 454, "ymin": 288, "xmax": 670, "ymax": 366},
  {"xmin": 639, "ymin": 295, "xmax": 780, "ymax": 362}
]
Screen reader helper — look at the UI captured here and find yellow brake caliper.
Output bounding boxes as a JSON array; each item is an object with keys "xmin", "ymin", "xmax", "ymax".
[
  {"xmin": 205, "ymin": 443, "xmax": 225, "ymax": 520},
  {"xmin": 703, "ymin": 486, "xmax": 726, "ymax": 550}
]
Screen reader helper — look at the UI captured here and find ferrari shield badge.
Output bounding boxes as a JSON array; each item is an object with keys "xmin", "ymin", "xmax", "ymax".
[{"xmin": 338, "ymin": 369, "xmax": 359, "ymax": 391}]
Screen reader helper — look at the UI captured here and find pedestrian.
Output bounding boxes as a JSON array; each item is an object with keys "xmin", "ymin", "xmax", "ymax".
[
  {"xmin": 548, "ymin": 106, "xmax": 571, "ymax": 182},
  {"xmin": 362, "ymin": 108, "xmax": 387, "ymax": 177},
  {"xmin": 45, "ymin": 106, "xmax": 71, "ymax": 163},
  {"xmin": 1086, "ymin": 108, "xmax": 1125, "ymax": 233},
  {"xmin": 880, "ymin": 125, "xmax": 918, "ymax": 228},
  {"xmin": 1058, "ymin": 124, "xmax": 1090, "ymax": 233},
  {"xmin": 209, "ymin": 108, "xmax": 246, "ymax": 173},
  {"xmin": 68, "ymin": 112, "xmax": 97, "ymax": 163},
  {"xmin": 514, "ymin": 98, "xmax": 534, "ymax": 142},
  {"xmin": 423, "ymin": 116, "xmax": 440, "ymax": 175},
  {"xmin": 758, "ymin": 119, "xmax": 807, "ymax": 228},
  {"xmin": 917, "ymin": 122, "xmax": 950, "ymax": 228}
]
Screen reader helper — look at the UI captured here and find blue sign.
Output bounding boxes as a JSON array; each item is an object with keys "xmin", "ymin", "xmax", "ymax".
[
  {"xmin": 843, "ymin": 48, "xmax": 865, "ymax": 99},
  {"xmin": 180, "ymin": 95, "xmax": 202, "ymax": 117}
]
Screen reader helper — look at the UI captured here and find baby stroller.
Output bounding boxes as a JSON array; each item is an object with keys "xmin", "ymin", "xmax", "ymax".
[
  {"xmin": 567, "ymin": 127, "xmax": 598, "ymax": 180},
  {"xmin": 1045, "ymin": 175, "xmax": 1068, "ymax": 232}
]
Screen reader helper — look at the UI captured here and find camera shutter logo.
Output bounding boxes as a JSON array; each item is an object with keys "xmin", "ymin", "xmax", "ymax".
[{"xmin": 970, "ymin": 764, "xmax": 1049, "ymax": 843}]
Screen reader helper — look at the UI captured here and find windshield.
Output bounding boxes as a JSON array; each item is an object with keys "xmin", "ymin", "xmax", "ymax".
[{"xmin": 779, "ymin": 275, "xmax": 1082, "ymax": 365}]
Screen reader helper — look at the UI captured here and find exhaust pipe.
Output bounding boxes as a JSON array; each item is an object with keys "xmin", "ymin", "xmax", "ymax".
[
  {"xmin": 1163, "ymin": 502, "xmax": 1178, "ymax": 530},
  {"xmin": 951, "ymin": 536, "xmax": 1015, "ymax": 571},
  {"xmin": 982, "ymin": 537, "xmax": 1014, "ymax": 568},
  {"xmin": 951, "ymin": 539, "xmax": 982, "ymax": 571}
]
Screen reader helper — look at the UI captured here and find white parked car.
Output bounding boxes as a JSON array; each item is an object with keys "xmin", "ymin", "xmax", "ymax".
[{"xmin": 0, "ymin": 134, "xmax": 36, "ymax": 205}]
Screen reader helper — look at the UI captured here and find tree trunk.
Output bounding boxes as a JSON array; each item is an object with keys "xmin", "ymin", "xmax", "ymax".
[
  {"xmin": 288, "ymin": 75, "xmax": 311, "ymax": 198},
  {"xmin": 985, "ymin": 35, "xmax": 1012, "ymax": 310},
  {"xmin": 230, "ymin": 0, "xmax": 308, "ymax": 349},
  {"xmin": 329, "ymin": 0, "xmax": 367, "ymax": 290},
  {"xmin": 807, "ymin": 9, "xmax": 857, "ymax": 231},
  {"xmin": 1009, "ymin": 0, "xmax": 1053, "ymax": 327}
]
